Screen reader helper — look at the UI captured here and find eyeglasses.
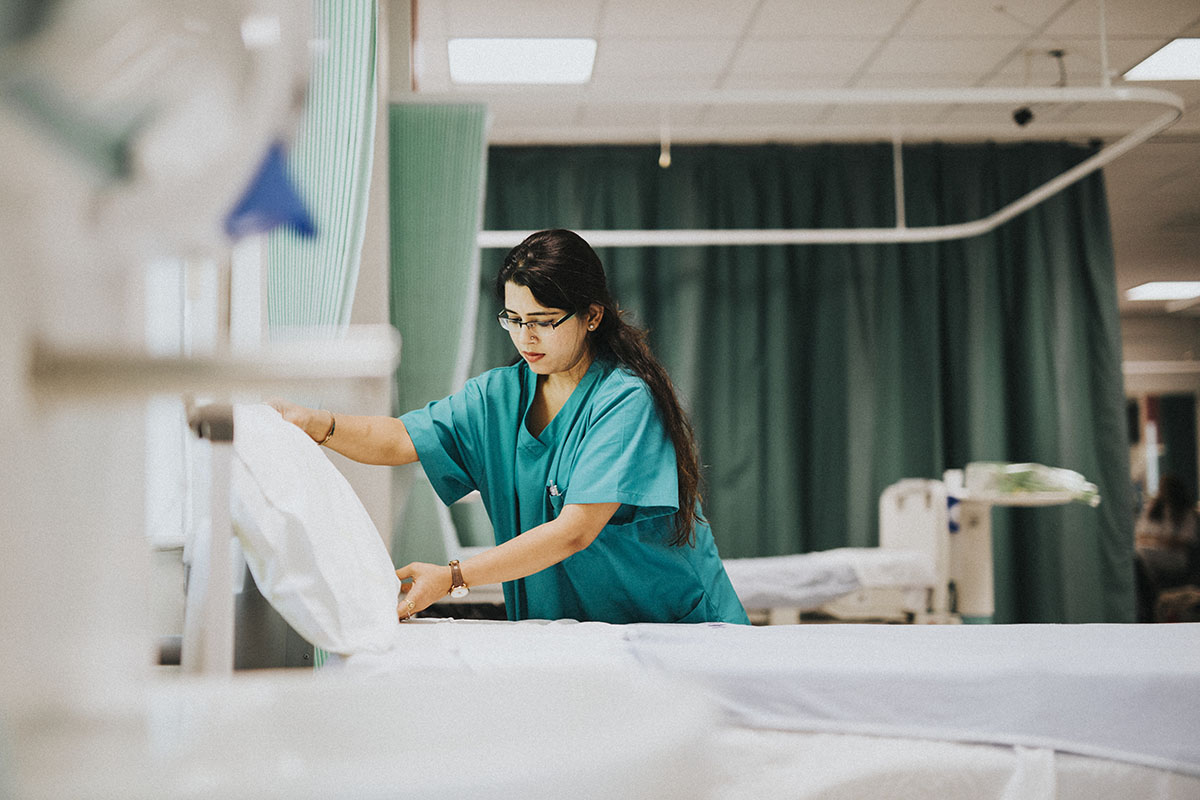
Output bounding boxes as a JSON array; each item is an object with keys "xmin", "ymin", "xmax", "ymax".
[{"xmin": 497, "ymin": 310, "xmax": 576, "ymax": 334}]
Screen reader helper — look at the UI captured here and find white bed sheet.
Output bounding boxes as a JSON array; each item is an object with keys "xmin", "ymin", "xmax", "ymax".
[
  {"xmin": 708, "ymin": 728, "xmax": 1200, "ymax": 800},
  {"xmin": 333, "ymin": 620, "xmax": 1200, "ymax": 781},
  {"xmin": 625, "ymin": 622, "xmax": 1200, "ymax": 778},
  {"xmin": 721, "ymin": 547, "xmax": 936, "ymax": 610}
]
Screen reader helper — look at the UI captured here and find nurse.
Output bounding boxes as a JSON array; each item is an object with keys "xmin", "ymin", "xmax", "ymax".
[{"xmin": 273, "ymin": 229, "xmax": 748, "ymax": 625}]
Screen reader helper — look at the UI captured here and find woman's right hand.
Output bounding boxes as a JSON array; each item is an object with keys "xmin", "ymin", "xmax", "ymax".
[{"xmin": 267, "ymin": 398, "xmax": 331, "ymax": 443}]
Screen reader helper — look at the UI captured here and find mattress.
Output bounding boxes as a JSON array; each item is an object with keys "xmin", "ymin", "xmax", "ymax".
[
  {"xmin": 332, "ymin": 620, "xmax": 1200, "ymax": 780},
  {"xmin": 721, "ymin": 547, "xmax": 936, "ymax": 610},
  {"xmin": 708, "ymin": 728, "xmax": 1200, "ymax": 800}
]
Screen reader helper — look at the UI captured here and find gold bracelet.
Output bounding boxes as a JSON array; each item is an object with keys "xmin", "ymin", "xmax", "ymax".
[{"xmin": 316, "ymin": 411, "xmax": 336, "ymax": 445}]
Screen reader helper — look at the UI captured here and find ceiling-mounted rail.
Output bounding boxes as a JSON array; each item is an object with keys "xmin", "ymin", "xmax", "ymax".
[{"xmin": 475, "ymin": 86, "xmax": 1183, "ymax": 248}]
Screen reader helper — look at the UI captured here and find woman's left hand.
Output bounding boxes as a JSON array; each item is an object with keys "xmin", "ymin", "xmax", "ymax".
[{"xmin": 395, "ymin": 561, "xmax": 452, "ymax": 620}]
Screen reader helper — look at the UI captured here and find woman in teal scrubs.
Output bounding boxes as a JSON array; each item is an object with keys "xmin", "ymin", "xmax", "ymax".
[{"xmin": 274, "ymin": 229, "xmax": 748, "ymax": 625}]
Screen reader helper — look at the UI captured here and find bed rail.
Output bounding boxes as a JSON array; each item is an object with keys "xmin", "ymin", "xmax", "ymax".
[{"xmin": 180, "ymin": 402, "xmax": 236, "ymax": 675}]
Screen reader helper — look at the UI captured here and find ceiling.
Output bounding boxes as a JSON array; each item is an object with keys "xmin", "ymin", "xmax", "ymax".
[{"xmin": 408, "ymin": 0, "xmax": 1200, "ymax": 317}]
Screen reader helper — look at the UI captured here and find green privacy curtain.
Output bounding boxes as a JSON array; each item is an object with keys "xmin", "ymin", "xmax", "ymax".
[
  {"xmin": 267, "ymin": 0, "xmax": 377, "ymax": 330},
  {"xmin": 387, "ymin": 103, "xmax": 489, "ymax": 565},
  {"xmin": 257, "ymin": 0, "xmax": 376, "ymax": 668},
  {"xmin": 471, "ymin": 142, "xmax": 1134, "ymax": 623}
]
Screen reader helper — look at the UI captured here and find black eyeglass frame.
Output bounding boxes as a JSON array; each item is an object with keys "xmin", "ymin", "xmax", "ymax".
[{"xmin": 497, "ymin": 309, "xmax": 577, "ymax": 333}]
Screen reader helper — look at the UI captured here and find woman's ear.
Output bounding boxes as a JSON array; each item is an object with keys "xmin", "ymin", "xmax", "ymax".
[{"xmin": 586, "ymin": 304, "xmax": 604, "ymax": 331}]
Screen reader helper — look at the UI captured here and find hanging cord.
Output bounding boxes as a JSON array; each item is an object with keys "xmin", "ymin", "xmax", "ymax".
[
  {"xmin": 1098, "ymin": 0, "xmax": 1111, "ymax": 87},
  {"xmin": 1050, "ymin": 49, "xmax": 1067, "ymax": 88},
  {"xmin": 658, "ymin": 110, "xmax": 671, "ymax": 168}
]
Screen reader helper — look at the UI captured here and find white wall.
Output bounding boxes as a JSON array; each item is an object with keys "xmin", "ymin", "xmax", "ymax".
[{"xmin": 1122, "ymin": 315, "xmax": 1200, "ymax": 397}]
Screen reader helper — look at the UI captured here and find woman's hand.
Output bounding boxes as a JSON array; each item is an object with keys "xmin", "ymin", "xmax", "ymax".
[
  {"xmin": 267, "ymin": 398, "xmax": 332, "ymax": 443},
  {"xmin": 395, "ymin": 562, "xmax": 452, "ymax": 620}
]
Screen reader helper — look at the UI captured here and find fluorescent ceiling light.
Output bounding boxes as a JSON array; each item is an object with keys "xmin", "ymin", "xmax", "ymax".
[
  {"xmin": 1124, "ymin": 39, "xmax": 1200, "ymax": 81},
  {"xmin": 1125, "ymin": 282, "xmax": 1200, "ymax": 301},
  {"xmin": 448, "ymin": 38, "xmax": 597, "ymax": 85}
]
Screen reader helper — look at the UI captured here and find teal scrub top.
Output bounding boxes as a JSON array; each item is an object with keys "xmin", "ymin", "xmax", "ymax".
[{"xmin": 401, "ymin": 359, "xmax": 749, "ymax": 625}]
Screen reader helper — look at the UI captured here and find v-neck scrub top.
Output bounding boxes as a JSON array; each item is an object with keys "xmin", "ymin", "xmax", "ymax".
[{"xmin": 401, "ymin": 359, "xmax": 749, "ymax": 625}]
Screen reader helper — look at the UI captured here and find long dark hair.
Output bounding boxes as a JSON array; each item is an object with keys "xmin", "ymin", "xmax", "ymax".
[{"xmin": 496, "ymin": 229, "xmax": 703, "ymax": 547}]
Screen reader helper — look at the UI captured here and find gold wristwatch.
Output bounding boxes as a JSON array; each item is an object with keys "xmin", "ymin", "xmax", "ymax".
[{"xmin": 448, "ymin": 560, "xmax": 470, "ymax": 599}]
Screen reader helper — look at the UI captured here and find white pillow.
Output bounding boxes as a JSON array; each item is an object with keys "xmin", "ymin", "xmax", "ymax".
[{"xmin": 230, "ymin": 404, "xmax": 400, "ymax": 655}]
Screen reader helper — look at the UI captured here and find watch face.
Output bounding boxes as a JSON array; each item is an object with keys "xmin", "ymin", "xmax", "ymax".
[{"xmin": 450, "ymin": 586, "xmax": 470, "ymax": 599}]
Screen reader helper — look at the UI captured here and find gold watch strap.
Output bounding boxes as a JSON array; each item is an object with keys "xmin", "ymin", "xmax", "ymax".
[{"xmin": 448, "ymin": 559, "xmax": 467, "ymax": 593}]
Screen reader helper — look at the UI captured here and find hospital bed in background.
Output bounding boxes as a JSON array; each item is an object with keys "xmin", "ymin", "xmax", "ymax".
[
  {"xmin": 723, "ymin": 480, "xmax": 948, "ymax": 624},
  {"xmin": 724, "ymin": 467, "xmax": 1099, "ymax": 625}
]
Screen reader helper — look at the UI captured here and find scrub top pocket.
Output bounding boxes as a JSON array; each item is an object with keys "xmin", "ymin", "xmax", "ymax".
[{"xmin": 546, "ymin": 485, "xmax": 564, "ymax": 518}]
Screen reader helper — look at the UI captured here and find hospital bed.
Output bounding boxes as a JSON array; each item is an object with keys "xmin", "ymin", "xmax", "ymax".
[
  {"xmin": 722, "ymin": 479, "xmax": 948, "ymax": 624},
  {"xmin": 723, "ymin": 468, "xmax": 1099, "ymax": 625},
  {"xmin": 179, "ymin": 405, "xmax": 1200, "ymax": 800},
  {"xmin": 325, "ymin": 618, "xmax": 1200, "ymax": 800}
]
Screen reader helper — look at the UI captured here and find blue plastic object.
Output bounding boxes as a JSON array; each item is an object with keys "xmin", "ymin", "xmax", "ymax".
[{"xmin": 224, "ymin": 141, "xmax": 316, "ymax": 239}]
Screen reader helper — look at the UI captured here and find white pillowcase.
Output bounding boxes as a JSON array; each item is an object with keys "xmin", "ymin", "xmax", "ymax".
[{"xmin": 230, "ymin": 404, "xmax": 399, "ymax": 655}]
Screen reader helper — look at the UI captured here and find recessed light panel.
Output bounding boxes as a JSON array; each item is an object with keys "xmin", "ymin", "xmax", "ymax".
[
  {"xmin": 448, "ymin": 38, "xmax": 597, "ymax": 85},
  {"xmin": 1124, "ymin": 39, "xmax": 1200, "ymax": 81},
  {"xmin": 1125, "ymin": 282, "xmax": 1200, "ymax": 301}
]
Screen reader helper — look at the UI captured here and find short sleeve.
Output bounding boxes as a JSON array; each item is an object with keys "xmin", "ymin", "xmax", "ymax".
[
  {"xmin": 564, "ymin": 380, "xmax": 679, "ymax": 515},
  {"xmin": 400, "ymin": 380, "xmax": 485, "ymax": 506}
]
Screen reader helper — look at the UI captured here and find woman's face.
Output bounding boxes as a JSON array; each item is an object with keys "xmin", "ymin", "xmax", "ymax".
[{"xmin": 502, "ymin": 282, "xmax": 599, "ymax": 379}]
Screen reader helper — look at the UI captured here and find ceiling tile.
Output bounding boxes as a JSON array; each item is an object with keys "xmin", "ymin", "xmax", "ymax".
[
  {"xmin": 589, "ymin": 73, "xmax": 722, "ymax": 93},
  {"xmin": 894, "ymin": 0, "xmax": 1056, "ymax": 37},
  {"xmin": 592, "ymin": 38, "xmax": 737, "ymax": 78},
  {"xmin": 599, "ymin": 0, "xmax": 757, "ymax": 39},
  {"xmin": 408, "ymin": 0, "xmax": 1200, "ymax": 307},
  {"xmin": 1044, "ymin": 0, "xmax": 1200, "ymax": 38},
  {"xmin": 728, "ymin": 38, "xmax": 877, "ymax": 77},
  {"xmin": 719, "ymin": 72, "xmax": 858, "ymax": 90},
  {"xmin": 865, "ymin": 37, "xmax": 1025, "ymax": 81},
  {"xmin": 445, "ymin": 0, "xmax": 603, "ymax": 37},
  {"xmin": 748, "ymin": 0, "xmax": 914, "ymax": 38}
]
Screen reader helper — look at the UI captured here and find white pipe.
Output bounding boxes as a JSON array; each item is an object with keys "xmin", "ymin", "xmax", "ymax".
[
  {"xmin": 454, "ymin": 85, "xmax": 1180, "ymax": 111},
  {"xmin": 28, "ymin": 324, "xmax": 401, "ymax": 399},
  {"xmin": 475, "ymin": 86, "xmax": 1183, "ymax": 249},
  {"xmin": 892, "ymin": 134, "xmax": 906, "ymax": 230}
]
